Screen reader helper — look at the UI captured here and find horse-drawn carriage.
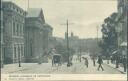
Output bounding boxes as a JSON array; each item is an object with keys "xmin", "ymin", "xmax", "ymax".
[{"xmin": 52, "ymin": 54, "xmax": 62, "ymax": 66}]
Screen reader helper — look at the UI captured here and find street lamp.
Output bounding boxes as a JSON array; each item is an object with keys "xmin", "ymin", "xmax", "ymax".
[
  {"xmin": 79, "ymin": 40, "xmax": 82, "ymax": 62},
  {"xmin": 61, "ymin": 19, "xmax": 74, "ymax": 67},
  {"xmin": 18, "ymin": 45, "xmax": 21, "ymax": 67},
  {"xmin": 66, "ymin": 20, "xmax": 70, "ymax": 66}
]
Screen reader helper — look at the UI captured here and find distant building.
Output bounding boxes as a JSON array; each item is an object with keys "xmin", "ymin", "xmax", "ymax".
[
  {"xmin": 48, "ymin": 37, "xmax": 64, "ymax": 51},
  {"xmin": 69, "ymin": 32, "xmax": 79, "ymax": 51},
  {"xmin": 65, "ymin": 32, "xmax": 79, "ymax": 52},
  {"xmin": 2, "ymin": 1, "xmax": 26, "ymax": 64},
  {"xmin": 65, "ymin": 32, "xmax": 79, "ymax": 41},
  {"xmin": 25, "ymin": 8, "xmax": 53, "ymax": 63}
]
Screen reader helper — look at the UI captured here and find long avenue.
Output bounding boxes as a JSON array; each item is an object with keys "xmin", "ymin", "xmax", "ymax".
[{"xmin": 2, "ymin": 55, "xmax": 124, "ymax": 74}]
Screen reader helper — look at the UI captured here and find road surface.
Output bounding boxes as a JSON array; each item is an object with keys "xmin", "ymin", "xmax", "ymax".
[{"xmin": 10, "ymin": 55, "xmax": 123, "ymax": 74}]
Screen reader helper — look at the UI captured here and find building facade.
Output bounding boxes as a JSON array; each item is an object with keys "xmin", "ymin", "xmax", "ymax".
[
  {"xmin": 43, "ymin": 24, "xmax": 53, "ymax": 52},
  {"xmin": 25, "ymin": 8, "xmax": 53, "ymax": 63},
  {"xmin": 116, "ymin": 0, "xmax": 127, "ymax": 56},
  {"xmin": 65, "ymin": 32, "xmax": 79, "ymax": 52},
  {"xmin": 2, "ymin": 2, "xmax": 26, "ymax": 64},
  {"xmin": 0, "ymin": 0, "xmax": 4, "ymax": 67}
]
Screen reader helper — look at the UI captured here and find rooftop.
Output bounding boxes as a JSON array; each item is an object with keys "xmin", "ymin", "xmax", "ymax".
[
  {"xmin": 2, "ymin": 1, "xmax": 25, "ymax": 12},
  {"xmin": 44, "ymin": 23, "xmax": 53, "ymax": 30},
  {"xmin": 26, "ymin": 8, "xmax": 43, "ymax": 17}
]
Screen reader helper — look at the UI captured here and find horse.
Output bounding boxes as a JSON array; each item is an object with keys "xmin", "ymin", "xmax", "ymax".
[{"xmin": 52, "ymin": 54, "xmax": 62, "ymax": 67}]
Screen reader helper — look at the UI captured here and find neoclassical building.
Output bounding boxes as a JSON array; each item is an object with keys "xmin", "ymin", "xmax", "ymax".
[
  {"xmin": 43, "ymin": 23, "xmax": 53, "ymax": 52},
  {"xmin": 0, "ymin": 0, "xmax": 4, "ymax": 67},
  {"xmin": 25, "ymin": 8, "xmax": 53, "ymax": 63},
  {"xmin": 2, "ymin": 1, "xmax": 26, "ymax": 64}
]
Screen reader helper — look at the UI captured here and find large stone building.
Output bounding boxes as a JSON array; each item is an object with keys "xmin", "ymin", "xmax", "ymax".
[
  {"xmin": 43, "ymin": 23, "xmax": 53, "ymax": 51},
  {"xmin": 116, "ymin": 0, "xmax": 127, "ymax": 56},
  {"xmin": 2, "ymin": 1, "xmax": 26, "ymax": 64},
  {"xmin": 25, "ymin": 8, "xmax": 53, "ymax": 63},
  {"xmin": 0, "ymin": 0, "xmax": 4, "ymax": 67}
]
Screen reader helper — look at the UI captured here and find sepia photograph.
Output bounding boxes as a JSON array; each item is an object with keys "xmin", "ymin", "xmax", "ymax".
[{"xmin": 0, "ymin": 0, "xmax": 127, "ymax": 80}]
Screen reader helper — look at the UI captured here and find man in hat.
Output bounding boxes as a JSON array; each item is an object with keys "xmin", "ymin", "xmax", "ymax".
[{"xmin": 97, "ymin": 55, "xmax": 104, "ymax": 71}]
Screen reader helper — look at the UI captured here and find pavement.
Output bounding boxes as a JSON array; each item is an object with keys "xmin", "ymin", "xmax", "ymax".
[
  {"xmin": 1, "ymin": 63, "xmax": 41, "ymax": 74},
  {"xmin": 104, "ymin": 60, "xmax": 127, "ymax": 74},
  {"xmin": 1, "ymin": 56, "xmax": 127, "ymax": 74}
]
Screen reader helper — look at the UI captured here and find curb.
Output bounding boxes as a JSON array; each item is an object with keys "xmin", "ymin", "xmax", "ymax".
[
  {"xmin": 2, "ymin": 64, "xmax": 40, "ymax": 73},
  {"xmin": 9, "ymin": 68, "xmax": 30, "ymax": 73},
  {"xmin": 104, "ymin": 63, "xmax": 126, "ymax": 74},
  {"xmin": 2, "ymin": 67, "xmax": 32, "ymax": 74}
]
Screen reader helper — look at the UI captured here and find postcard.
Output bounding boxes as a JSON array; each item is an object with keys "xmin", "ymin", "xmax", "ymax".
[{"xmin": 0, "ymin": 0, "xmax": 127, "ymax": 81}]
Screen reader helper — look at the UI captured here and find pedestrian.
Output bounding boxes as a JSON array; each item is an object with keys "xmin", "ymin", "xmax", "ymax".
[
  {"xmin": 92, "ymin": 56, "xmax": 96, "ymax": 66},
  {"xmin": 110, "ymin": 56, "xmax": 114, "ymax": 64},
  {"xmin": 115, "ymin": 55, "xmax": 120, "ymax": 68},
  {"xmin": 97, "ymin": 55, "xmax": 104, "ymax": 71},
  {"xmin": 84, "ymin": 58, "xmax": 88, "ymax": 68},
  {"xmin": 122, "ymin": 56, "xmax": 127, "ymax": 72}
]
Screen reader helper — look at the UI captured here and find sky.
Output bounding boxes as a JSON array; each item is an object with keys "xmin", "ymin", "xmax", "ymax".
[{"xmin": 5, "ymin": 0, "xmax": 117, "ymax": 38}]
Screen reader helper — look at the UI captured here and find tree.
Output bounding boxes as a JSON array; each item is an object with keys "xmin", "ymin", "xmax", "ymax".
[
  {"xmin": 55, "ymin": 43, "xmax": 75, "ymax": 63},
  {"xmin": 100, "ymin": 13, "xmax": 118, "ymax": 58}
]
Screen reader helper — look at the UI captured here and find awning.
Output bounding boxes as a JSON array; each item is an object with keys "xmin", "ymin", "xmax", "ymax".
[
  {"xmin": 112, "ymin": 50, "xmax": 118, "ymax": 54},
  {"xmin": 120, "ymin": 42, "xmax": 127, "ymax": 46}
]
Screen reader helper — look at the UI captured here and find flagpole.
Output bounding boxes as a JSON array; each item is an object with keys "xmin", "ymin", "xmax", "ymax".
[{"xmin": 28, "ymin": 0, "xmax": 29, "ymax": 9}]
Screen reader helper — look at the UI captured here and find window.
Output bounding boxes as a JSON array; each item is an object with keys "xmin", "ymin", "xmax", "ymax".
[
  {"xmin": 19, "ymin": 24, "xmax": 21, "ymax": 36},
  {"xmin": 0, "ymin": 20, "xmax": 1, "ymax": 26},
  {"xmin": 30, "ymin": 40, "xmax": 33, "ymax": 56},
  {"xmin": 20, "ymin": 24, "xmax": 24, "ymax": 36},
  {"xmin": 22, "ymin": 25, "xmax": 24, "ymax": 35},
  {"xmin": 10, "ymin": 5, "xmax": 13, "ymax": 10},
  {"xmin": 7, "ymin": 4, "xmax": 10, "ymax": 9},
  {"xmin": 13, "ymin": 22, "xmax": 15, "ymax": 35},
  {"xmin": 15, "ymin": 23, "xmax": 17, "ymax": 36},
  {"xmin": 13, "ymin": 5, "xmax": 15, "ymax": 11},
  {"xmin": 17, "ymin": 45, "xmax": 20, "ymax": 58},
  {"xmin": 17, "ymin": 23, "xmax": 19, "ymax": 36},
  {"xmin": 20, "ymin": 10, "xmax": 22, "ymax": 15},
  {"xmin": 119, "ymin": 7, "xmax": 123, "ymax": 14},
  {"xmin": 14, "ymin": 45, "xmax": 17, "ymax": 58},
  {"xmin": 16, "ymin": 8, "xmax": 18, "ymax": 12},
  {"xmin": 21, "ymin": 45, "xmax": 24, "ymax": 57}
]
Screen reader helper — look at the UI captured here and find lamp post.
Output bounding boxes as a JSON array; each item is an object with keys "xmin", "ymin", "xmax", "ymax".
[
  {"xmin": 18, "ymin": 45, "xmax": 21, "ymax": 67},
  {"xmin": 79, "ymin": 40, "xmax": 82, "ymax": 62},
  {"xmin": 28, "ymin": 0, "xmax": 29, "ymax": 9},
  {"xmin": 62, "ymin": 20, "xmax": 70, "ymax": 65},
  {"xmin": 61, "ymin": 19, "xmax": 74, "ymax": 66},
  {"xmin": 66, "ymin": 20, "xmax": 70, "ymax": 65},
  {"xmin": 96, "ymin": 25, "xmax": 99, "ymax": 43}
]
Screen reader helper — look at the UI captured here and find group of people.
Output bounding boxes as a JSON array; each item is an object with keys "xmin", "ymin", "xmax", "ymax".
[
  {"xmin": 111, "ymin": 55, "xmax": 127, "ymax": 72},
  {"xmin": 82, "ymin": 55, "xmax": 104, "ymax": 71}
]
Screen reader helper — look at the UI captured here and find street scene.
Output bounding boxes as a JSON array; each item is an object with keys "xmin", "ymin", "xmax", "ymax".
[
  {"xmin": 1, "ymin": 55, "xmax": 126, "ymax": 74},
  {"xmin": 0, "ymin": 0, "xmax": 127, "ymax": 75}
]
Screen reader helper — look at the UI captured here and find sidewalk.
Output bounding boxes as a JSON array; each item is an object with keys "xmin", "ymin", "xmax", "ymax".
[
  {"xmin": 104, "ymin": 60, "xmax": 127, "ymax": 74},
  {"xmin": 1, "ymin": 63, "xmax": 40, "ymax": 74}
]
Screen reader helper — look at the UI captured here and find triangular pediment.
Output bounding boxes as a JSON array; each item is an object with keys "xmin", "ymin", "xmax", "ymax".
[
  {"xmin": 39, "ymin": 9, "xmax": 45, "ymax": 23},
  {"xmin": 27, "ymin": 8, "xmax": 45, "ymax": 23}
]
